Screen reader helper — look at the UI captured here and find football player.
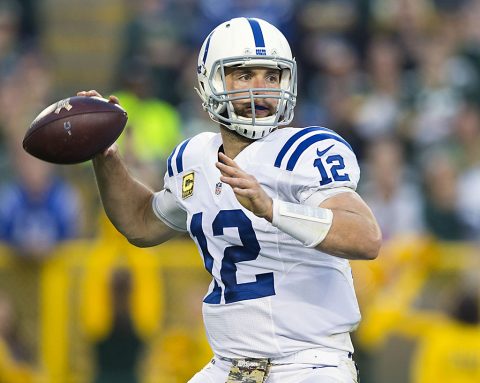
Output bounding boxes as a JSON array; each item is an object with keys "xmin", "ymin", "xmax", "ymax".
[{"xmin": 80, "ymin": 17, "xmax": 382, "ymax": 383}]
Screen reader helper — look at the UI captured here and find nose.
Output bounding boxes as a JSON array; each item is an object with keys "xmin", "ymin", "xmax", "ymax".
[{"xmin": 252, "ymin": 75, "xmax": 266, "ymax": 89}]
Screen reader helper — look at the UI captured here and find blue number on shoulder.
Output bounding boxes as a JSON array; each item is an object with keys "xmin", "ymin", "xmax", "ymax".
[
  {"xmin": 327, "ymin": 155, "xmax": 350, "ymax": 182},
  {"xmin": 190, "ymin": 210, "xmax": 275, "ymax": 304},
  {"xmin": 314, "ymin": 154, "xmax": 350, "ymax": 185}
]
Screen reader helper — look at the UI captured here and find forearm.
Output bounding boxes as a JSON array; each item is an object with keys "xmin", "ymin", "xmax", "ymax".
[
  {"xmin": 270, "ymin": 192, "xmax": 381, "ymax": 261},
  {"xmin": 92, "ymin": 150, "xmax": 175, "ymax": 246},
  {"xmin": 216, "ymin": 153, "xmax": 381, "ymax": 260},
  {"xmin": 317, "ymin": 208, "xmax": 381, "ymax": 260}
]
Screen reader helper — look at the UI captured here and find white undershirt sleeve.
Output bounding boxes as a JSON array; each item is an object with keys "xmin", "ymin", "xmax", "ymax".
[
  {"xmin": 152, "ymin": 189, "xmax": 188, "ymax": 232},
  {"xmin": 303, "ymin": 187, "xmax": 355, "ymax": 207}
]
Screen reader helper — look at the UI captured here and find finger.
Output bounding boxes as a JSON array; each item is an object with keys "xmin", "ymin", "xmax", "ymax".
[
  {"xmin": 88, "ymin": 89, "xmax": 102, "ymax": 97},
  {"xmin": 216, "ymin": 161, "xmax": 242, "ymax": 177},
  {"xmin": 108, "ymin": 95, "xmax": 120, "ymax": 105},
  {"xmin": 217, "ymin": 168, "xmax": 228, "ymax": 177},
  {"xmin": 220, "ymin": 175, "xmax": 252, "ymax": 189},
  {"xmin": 218, "ymin": 152, "xmax": 241, "ymax": 169},
  {"xmin": 77, "ymin": 90, "xmax": 103, "ymax": 98},
  {"xmin": 216, "ymin": 161, "xmax": 234, "ymax": 173},
  {"xmin": 217, "ymin": 160, "xmax": 253, "ymax": 179},
  {"xmin": 231, "ymin": 187, "xmax": 254, "ymax": 197}
]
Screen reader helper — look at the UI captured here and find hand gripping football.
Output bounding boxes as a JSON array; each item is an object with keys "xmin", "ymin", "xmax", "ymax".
[{"xmin": 22, "ymin": 96, "xmax": 128, "ymax": 164}]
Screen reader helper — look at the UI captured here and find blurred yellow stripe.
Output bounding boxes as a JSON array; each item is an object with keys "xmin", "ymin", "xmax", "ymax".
[{"xmin": 40, "ymin": 255, "xmax": 70, "ymax": 382}]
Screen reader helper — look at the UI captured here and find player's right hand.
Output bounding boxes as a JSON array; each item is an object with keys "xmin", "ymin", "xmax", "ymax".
[
  {"xmin": 76, "ymin": 90, "xmax": 119, "ymax": 105},
  {"xmin": 76, "ymin": 90, "xmax": 121, "ymax": 159}
]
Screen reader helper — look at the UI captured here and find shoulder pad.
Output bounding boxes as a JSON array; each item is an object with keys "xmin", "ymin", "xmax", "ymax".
[
  {"xmin": 273, "ymin": 126, "xmax": 354, "ymax": 171},
  {"xmin": 165, "ymin": 132, "xmax": 216, "ymax": 177},
  {"xmin": 273, "ymin": 126, "xmax": 360, "ymax": 193}
]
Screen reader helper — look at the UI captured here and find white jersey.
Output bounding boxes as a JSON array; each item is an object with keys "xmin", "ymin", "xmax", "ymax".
[{"xmin": 161, "ymin": 126, "xmax": 361, "ymax": 359}]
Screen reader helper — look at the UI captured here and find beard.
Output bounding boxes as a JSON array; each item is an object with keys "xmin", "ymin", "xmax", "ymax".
[{"xmin": 232, "ymin": 100, "xmax": 277, "ymax": 118}]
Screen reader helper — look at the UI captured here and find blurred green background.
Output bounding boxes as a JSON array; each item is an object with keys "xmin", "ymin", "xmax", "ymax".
[{"xmin": 0, "ymin": 0, "xmax": 479, "ymax": 382}]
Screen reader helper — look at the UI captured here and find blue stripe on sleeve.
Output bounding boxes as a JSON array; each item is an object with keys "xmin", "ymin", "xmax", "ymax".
[
  {"xmin": 247, "ymin": 18, "xmax": 266, "ymax": 55},
  {"xmin": 285, "ymin": 133, "xmax": 354, "ymax": 171},
  {"xmin": 175, "ymin": 138, "xmax": 192, "ymax": 174},
  {"xmin": 274, "ymin": 126, "xmax": 332, "ymax": 168},
  {"xmin": 166, "ymin": 145, "xmax": 178, "ymax": 177}
]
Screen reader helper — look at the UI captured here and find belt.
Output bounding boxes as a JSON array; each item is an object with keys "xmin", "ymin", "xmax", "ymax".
[
  {"xmin": 270, "ymin": 349, "xmax": 352, "ymax": 366},
  {"xmin": 219, "ymin": 349, "xmax": 353, "ymax": 367}
]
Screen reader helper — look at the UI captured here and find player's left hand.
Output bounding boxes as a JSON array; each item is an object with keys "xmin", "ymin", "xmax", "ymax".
[{"xmin": 216, "ymin": 152, "xmax": 273, "ymax": 222}]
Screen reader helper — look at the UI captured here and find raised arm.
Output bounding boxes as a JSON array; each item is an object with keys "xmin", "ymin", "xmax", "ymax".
[
  {"xmin": 92, "ymin": 145, "xmax": 178, "ymax": 247},
  {"xmin": 78, "ymin": 90, "xmax": 179, "ymax": 247}
]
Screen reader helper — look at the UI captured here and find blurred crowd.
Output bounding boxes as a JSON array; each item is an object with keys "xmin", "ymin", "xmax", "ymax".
[
  {"xmin": 0, "ymin": 0, "xmax": 479, "ymax": 382},
  {"xmin": 1, "ymin": 0, "xmax": 480, "ymax": 247}
]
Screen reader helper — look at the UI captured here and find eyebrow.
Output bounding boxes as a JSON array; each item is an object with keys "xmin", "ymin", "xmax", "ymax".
[{"xmin": 229, "ymin": 68, "xmax": 280, "ymax": 76}]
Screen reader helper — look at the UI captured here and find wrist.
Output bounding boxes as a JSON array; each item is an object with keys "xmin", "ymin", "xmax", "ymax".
[
  {"xmin": 263, "ymin": 197, "xmax": 274, "ymax": 222},
  {"xmin": 271, "ymin": 199, "xmax": 333, "ymax": 247},
  {"xmin": 92, "ymin": 145, "xmax": 119, "ymax": 168}
]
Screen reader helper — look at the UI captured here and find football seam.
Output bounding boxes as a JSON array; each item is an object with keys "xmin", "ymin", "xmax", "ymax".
[
  {"xmin": 22, "ymin": 110, "xmax": 127, "ymax": 149},
  {"xmin": 25, "ymin": 110, "xmax": 127, "ymax": 140}
]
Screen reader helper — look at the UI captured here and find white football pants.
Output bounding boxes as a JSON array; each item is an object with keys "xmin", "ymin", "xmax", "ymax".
[{"xmin": 188, "ymin": 353, "xmax": 358, "ymax": 383}]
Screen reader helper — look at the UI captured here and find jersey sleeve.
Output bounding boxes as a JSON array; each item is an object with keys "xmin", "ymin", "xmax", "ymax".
[
  {"xmin": 152, "ymin": 189, "xmax": 188, "ymax": 231},
  {"xmin": 273, "ymin": 127, "xmax": 360, "ymax": 204},
  {"xmin": 162, "ymin": 131, "xmax": 217, "ymax": 199}
]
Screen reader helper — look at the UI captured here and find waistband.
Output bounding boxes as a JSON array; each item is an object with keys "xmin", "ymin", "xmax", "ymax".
[{"xmin": 219, "ymin": 348, "xmax": 353, "ymax": 367}]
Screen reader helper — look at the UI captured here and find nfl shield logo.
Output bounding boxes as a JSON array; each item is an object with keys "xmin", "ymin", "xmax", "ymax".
[{"xmin": 215, "ymin": 182, "xmax": 222, "ymax": 195}]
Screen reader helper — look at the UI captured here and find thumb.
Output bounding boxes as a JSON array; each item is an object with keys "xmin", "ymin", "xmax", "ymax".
[{"xmin": 104, "ymin": 143, "xmax": 119, "ymax": 156}]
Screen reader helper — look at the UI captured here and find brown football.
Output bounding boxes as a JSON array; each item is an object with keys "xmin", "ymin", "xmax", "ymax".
[{"xmin": 22, "ymin": 96, "xmax": 128, "ymax": 164}]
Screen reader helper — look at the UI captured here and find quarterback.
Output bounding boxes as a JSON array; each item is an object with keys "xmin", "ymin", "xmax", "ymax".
[{"xmin": 81, "ymin": 17, "xmax": 381, "ymax": 383}]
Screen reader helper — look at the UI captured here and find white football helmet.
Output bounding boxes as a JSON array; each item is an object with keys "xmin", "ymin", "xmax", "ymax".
[{"xmin": 196, "ymin": 17, "xmax": 297, "ymax": 140}]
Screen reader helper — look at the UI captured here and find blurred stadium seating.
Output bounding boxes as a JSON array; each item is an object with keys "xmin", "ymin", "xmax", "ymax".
[{"xmin": 1, "ymin": 0, "xmax": 480, "ymax": 382}]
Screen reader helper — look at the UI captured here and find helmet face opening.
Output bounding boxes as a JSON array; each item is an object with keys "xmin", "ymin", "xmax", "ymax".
[
  {"xmin": 196, "ymin": 18, "xmax": 298, "ymax": 139},
  {"xmin": 209, "ymin": 55, "xmax": 297, "ymax": 138}
]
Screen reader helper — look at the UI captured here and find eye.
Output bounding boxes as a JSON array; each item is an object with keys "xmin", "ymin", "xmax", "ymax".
[
  {"xmin": 266, "ymin": 73, "xmax": 280, "ymax": 84},
  {"xmin": 238, "ymin": 73, "xmax": 252, "ymax": 81}
]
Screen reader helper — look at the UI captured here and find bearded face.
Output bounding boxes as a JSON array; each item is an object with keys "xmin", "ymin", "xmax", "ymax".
[{"xmin": 224, "ymin": 67, "xmax": 280, "ymax": 119}]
